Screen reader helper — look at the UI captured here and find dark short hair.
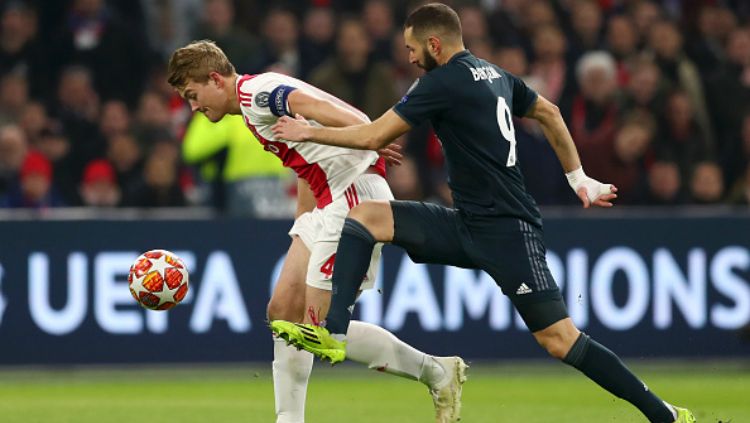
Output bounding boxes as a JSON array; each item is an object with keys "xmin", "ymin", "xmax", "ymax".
[{"xmin": 404, "ymin": 3, "xmax": 462, "ymax": 43}]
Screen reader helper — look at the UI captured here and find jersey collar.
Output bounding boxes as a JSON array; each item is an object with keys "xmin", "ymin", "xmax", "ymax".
[
  {"xmin": 447, "ymin": 50, "xmax": 472, "ymax": 64},
  {"xmin": 235, "ymin": 74, "xmax": 258, "ymax": 97}
]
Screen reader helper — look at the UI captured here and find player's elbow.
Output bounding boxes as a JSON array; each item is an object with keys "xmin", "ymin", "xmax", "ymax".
[
  {"xmin": 538, "ymin": 100, "xmax": 561, "ymax": 123},
  {"xmin": 530, "ymin": 96, "xmax": 561, "ymax": 125},
  {"xmin": 546, "ymin": 102, "xmax": 561, "ymax": 117}
]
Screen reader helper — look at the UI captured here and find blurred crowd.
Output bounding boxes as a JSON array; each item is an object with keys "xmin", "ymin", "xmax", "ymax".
[{"xmin": 1, "ymin": 0, "xmax": 750, "ymax": 216}]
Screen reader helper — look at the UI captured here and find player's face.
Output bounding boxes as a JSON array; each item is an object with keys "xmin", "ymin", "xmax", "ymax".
[
  {"xmin": 404, "ymin": 27, "xmax": 438, "ymax": 72},
  {"xmin": 181, "ymin": 76, "xmax": 227, "ymax": 122}
]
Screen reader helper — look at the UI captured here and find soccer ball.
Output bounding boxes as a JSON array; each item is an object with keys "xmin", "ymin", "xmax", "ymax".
[{"xmin": 129, "ymin": 249, "xmax": 189, "ymax": 310}]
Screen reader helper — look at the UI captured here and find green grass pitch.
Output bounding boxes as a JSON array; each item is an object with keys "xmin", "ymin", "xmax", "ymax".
[{"xmin": 0, "ymin": 361, "xmax": 746, "ymax": 422}]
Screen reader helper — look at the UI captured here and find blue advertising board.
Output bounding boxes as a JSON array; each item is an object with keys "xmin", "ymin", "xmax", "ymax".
[{"xmin": 0, "ymin": 212, "xmax": 748, "ymax": 364}]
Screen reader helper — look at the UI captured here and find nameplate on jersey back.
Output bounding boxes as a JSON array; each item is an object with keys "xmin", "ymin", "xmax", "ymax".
[{"xmin": 470, "ymin": 66, "xmax": 502, "ymax": 83}]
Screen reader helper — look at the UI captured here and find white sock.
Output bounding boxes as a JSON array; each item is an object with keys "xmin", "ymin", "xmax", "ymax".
[
  {"xmin": 345, "ymin": 320, "xmax": 446, "ymax": 388},
  {"xmin": 273, "ymin": 337, "xmax": 314, "ymax": 423},
  {"xmin": 663, "ymin": 401, "xmax": 678, "ymax": 421}
]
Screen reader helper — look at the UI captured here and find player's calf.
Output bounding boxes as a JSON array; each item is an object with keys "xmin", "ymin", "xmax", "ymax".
[
  {"xmin": 267, "ymin": 295, "xmax": 305, "ymax": 323},
  {"xmin": 559, "ymin": 331, "xmax": 679, "ymax": 422}
]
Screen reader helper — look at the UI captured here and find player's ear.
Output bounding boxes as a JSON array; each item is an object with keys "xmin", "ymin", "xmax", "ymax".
[
  {"xmin": 427, "ymin": 36, "xmax": 441, "ymax": 55},
  {"xmin": 208, "ymin": 71, "xmax": 223, "ymax": 88}
]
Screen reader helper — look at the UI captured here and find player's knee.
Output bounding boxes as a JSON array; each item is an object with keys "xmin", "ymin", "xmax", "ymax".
[
  {"xmin": 267, "ymin": 297, "xmax": 298, "ymax": 322},
  {"xmin": 545, "ymin": 341, "xmax": 570, "ymax": 360},
  {"xmin": 348, "ymin": 202, "xmax": 378, "ymax": 228},
  {"xmin": 266, "ymin": 299, "xmax": 282, "ymax": 321},
  {"xmin": 348, "ymin": 201, "xmax": 392, "ymax": 241},
  {"xmin": 533, "ymin": 318, "xmax": 580, "ymax": 360},
  {"xmin": 535, "ymin": 331, "xmax": 572, "ymax": 360}
]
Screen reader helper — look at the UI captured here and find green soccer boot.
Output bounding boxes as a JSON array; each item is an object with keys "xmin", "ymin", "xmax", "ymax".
[
  {"xmin": 672, "ymin": 406, "xmax": 696, "ymax": 423},
  {"xmin": 270, "ymin": 320, "xmax": 346, "ymax": 364}
]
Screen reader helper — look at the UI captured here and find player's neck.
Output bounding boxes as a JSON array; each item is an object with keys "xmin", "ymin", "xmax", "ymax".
[
  {"xmin": 438, "ymin": 45, "xmax": 466, "ymax": 66},
  {"xmin": 227, "ymin": 74, "xmax": 241, "ymax": 115}
]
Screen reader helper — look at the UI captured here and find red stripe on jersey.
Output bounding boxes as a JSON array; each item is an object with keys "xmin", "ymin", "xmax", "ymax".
[
  {"xmin": 345, "ymin": 186, "xmax": 354, "ymax": 209},
  {"xmin": 351, "ymin": 184, "xmax": 359, "ymax": 206},
  {"xmin": 236, "ymin": 74, "xmax": 258, "ymax": 99},
  {"xmin": 287, "ymin": 149, "xmax": 333, "ymax": 208},
  {"xmin": 371, "ymin": 157, "xmax": 386, "ymax": 178},
  {"xmin": 242, "ymin": 116, "xmax": 333, "ymax": 208},
  {"xmin": 344, "ymin": 185, "xmax": 360, "ymax": 209}
]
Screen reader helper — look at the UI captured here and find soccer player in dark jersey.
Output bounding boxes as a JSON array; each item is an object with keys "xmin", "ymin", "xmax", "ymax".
[{"xmin": 270, "ymin": 3, "xmax": 695, "ymax": 422}]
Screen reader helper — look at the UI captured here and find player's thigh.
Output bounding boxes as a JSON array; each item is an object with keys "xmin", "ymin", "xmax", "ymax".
[
  {"xmin": 472, "ymin": 218, "xmax": 569, "ymax": 332},
  {"xmin": 390, "ymin": 200, "xmax": 474, "ymax": 268},
  {"xmin": 301, "ymin": 241, "xmax": 339, "ymax": 325},
  {"xmin": 305, "ymin": 236, "xmax": 380, "ymax": 289},
  {"xmin": 348, "ymin": 200, "xmax": 396, "ymax": 242},
  {"xmin": 310, "ymin": 177, "xmax": 388, "ymax": 291},
  {"xmin": 347, "ymin": 174, "xmax": 396, "ymax": 242},
  {"xmin": 267, "ymin": 235, "xmax": 310, "ymax": 322}
]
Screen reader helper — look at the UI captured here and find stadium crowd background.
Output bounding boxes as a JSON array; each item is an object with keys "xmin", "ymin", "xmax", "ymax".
[{"xmin": 1, "ymin": 0, "xmax": 749, "ymax": 216}]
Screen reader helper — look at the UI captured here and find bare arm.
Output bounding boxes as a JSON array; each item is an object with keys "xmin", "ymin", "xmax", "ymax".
[
  {"xmin": 524, "ymin": 95, "xmax": 581, "ymax": 173},
  {"xmin": 295, "ymin": 178, "xmax": 316, "ymax": 218},
  {"xmin": 525, "ymin": 95, "xmax": 617, "ymax": 208},
  {"xmin": 285, "ymin": 90, "xmax": 403, "ymax": 164},
  {"xmin": 271, "ymin": 109, "xmax": 411, "ymax": 151},
  {"xmin": 287, "ymin": 89, "xmax": 368, "ymax": 128}
]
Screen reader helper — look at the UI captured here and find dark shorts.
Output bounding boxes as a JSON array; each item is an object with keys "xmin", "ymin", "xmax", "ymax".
[{"xmin": 391, "ymin": 200, "xmax": 568, "ymax": 332}]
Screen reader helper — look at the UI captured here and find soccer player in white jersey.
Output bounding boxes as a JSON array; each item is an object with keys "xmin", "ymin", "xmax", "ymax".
[{"xmin": 167, "ymin": 40, "xmax": 467, "ymax": 423}]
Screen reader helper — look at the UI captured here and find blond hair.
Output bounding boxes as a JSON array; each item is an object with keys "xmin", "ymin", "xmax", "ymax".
[{"xmin": 167, "ymin": 40, "xmax": 235, "ymax": 89}]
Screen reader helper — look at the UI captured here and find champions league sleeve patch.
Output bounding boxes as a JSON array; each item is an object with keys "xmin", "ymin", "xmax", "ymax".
[
  {"xmin": 254, "ymin": 91, "xmax": 270, "ymax": 108},
  {"xmin": 400, "ymin": 78, "xmax": 420, "ymax": 104},
  {"xmin": 269, "ymin": 85, "xmax": 297, "ymax": 117}
]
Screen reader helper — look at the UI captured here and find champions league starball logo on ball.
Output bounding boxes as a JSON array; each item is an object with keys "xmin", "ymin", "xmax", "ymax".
[{"xmin": 129, "ymin": 250, "xmax": 190, "ymax": 311}]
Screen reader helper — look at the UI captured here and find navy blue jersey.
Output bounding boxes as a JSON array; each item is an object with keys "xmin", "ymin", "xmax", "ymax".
[{"xmin": 393, "ymin": 50, "xmax": 542, "ymax": 226}]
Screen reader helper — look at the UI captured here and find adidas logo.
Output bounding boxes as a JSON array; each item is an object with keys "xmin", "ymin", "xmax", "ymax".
[
  {"xmin": 516, "ymin": 283, "xmax": 532, "ymax": 295},
  {"xmin": 295, "ymin": 323, "xmax": 322, "ymax": 345}
]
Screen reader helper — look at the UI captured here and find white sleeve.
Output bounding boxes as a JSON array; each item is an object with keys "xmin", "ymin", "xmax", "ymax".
[{"xmin": 238, "ymin": 73, "xmax": 299, "ymax": 126}]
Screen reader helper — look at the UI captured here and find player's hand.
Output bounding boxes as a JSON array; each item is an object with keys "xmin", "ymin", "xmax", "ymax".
[
  {"xmin": 565, "ymin": 167, "xmax": 618, "ymax": 208},
  {"xmin": 272, "ymin": 114, "xmax": 311, "ymax": 142},
  {"xmin": 378, "ymin": 143, "xmax": 403, "ymax": 166},
  {"xmin": 576, "ymin": 182, "xmax": 618, "ymax": 208}
]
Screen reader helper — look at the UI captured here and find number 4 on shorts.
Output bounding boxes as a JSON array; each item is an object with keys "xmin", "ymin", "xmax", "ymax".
[{"xmin": 320, "ymin": 254, "xmax": 336, "ymax": 279}]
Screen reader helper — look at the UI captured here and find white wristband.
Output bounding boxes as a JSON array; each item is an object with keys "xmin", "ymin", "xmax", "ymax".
[
  {"xmin": 565, "ymin": 166, "xmax": 586, "ymax": 191},
  {"xmin": 565, "ymin": 166, "xmax": 613, "ymax": 202}
]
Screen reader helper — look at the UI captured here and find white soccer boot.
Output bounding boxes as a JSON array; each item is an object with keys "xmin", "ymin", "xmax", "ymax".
[{"xmin": 429, "ymin": 356, "xmax": 468, "ymax": 423}]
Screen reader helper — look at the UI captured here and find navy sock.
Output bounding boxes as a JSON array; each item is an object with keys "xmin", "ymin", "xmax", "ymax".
[
  {"xmin": 563, "ymin": 333, "xmax": 675, "ymax": 423},
  {"xmin": 325, "ymin": 218, "xmax": 376, "ymax": 335}
]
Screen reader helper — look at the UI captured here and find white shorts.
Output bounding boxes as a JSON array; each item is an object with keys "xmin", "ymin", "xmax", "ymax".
[{"xmin": 289, "ymin": 173, "xmax": 394, "ymax": 290}]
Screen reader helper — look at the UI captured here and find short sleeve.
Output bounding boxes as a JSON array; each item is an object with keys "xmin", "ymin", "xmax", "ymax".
[
  {"xmin": 392, "ymin": 74, "xmax": 452, "ymax": 127},
  {"xmin": 507, "ymin": 72, "xmax": 539, "ymax": 117},
  {"xmin": 238, "ymin": 73, "xmax": 297, "ymax": 125}
]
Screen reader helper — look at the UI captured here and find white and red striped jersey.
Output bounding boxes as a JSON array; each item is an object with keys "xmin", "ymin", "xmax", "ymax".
[{"xmin": 235, "ymin": 73, "xmax": 385, "ymax": 208}]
